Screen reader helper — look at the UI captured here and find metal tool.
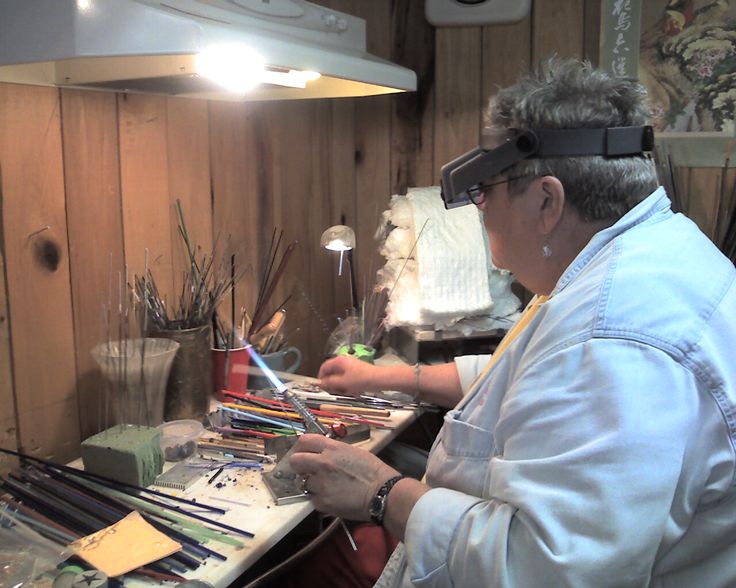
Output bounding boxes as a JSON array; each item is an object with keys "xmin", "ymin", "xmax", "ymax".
[
  {"xmin": 154, "ymin": 461, "xmax": 208, "ymax": 491},
  {"xmin": 246, "ymin": 344, "xmax": 346, "ymax": 504},
  {"xmin": 263, "ymin": 386, "xmax": 346, "ymax": 504}
]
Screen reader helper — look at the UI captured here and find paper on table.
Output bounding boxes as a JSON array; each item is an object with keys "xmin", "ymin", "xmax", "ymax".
[{"xmin": 70, "ymin": 510, "xmax": 181, "ymax": 577}]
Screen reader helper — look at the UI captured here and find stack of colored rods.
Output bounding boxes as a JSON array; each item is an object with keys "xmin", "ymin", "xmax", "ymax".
[
  {"xmin": 197, "ymin": 436, "xmax": 267, "ymax": 460},
  {"xmin": 219, "ymin": 404, "xmax": 305, "ymax": 436},
  {"xmin": 0, "ymin": 448, "xmax": 254, "ymax": 583},
  {"xmin": 219, "ymin": 391, "xmax": 390, "ymax": 432}
]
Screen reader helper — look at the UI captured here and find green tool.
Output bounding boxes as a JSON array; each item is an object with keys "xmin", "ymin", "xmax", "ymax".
[{"xmin": 337, "ymin": 343, "xmax": 375, "ymax": 363}]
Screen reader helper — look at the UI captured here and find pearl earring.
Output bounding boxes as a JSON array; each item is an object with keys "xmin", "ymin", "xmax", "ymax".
[{"xmin": 542, "ymin": 244, "xmax": 552, "ymax": 258}]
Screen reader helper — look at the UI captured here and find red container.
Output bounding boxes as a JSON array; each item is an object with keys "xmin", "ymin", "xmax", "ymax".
[{"xmin": 212, "ymin": 347, "xmax": 250, "ymax": 402}]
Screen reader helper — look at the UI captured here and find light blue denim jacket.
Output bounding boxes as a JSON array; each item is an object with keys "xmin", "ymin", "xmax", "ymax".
[{"xmin": 376, "ymin": 187, "xmax": 736, "ymax": 587}]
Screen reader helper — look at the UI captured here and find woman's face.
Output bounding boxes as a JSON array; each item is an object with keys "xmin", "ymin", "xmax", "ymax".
[{"xmin": 478, "ymin": 180, "xmax": 539, "ymax": 275}]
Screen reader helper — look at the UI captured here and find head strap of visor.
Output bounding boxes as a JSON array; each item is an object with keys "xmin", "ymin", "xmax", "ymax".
[{"xmin": 440, "ymin": 125, "xmax": 654, "ymax": 208}]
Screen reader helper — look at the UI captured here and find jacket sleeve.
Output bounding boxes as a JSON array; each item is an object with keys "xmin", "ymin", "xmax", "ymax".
[{"xmin": 403, "ymin": 338, "xmax": 709, "ymax": 587}]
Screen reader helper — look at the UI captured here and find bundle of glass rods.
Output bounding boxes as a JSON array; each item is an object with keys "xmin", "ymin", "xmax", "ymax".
[
  {"xmin": 135, "ymin": 251, "xmax": 239, "ymax": 330},
  {"xmin": 246, "ymin": 228, "xmax": 298, "ymax": 339},
  {"xmin": 134, "ymin": 200, "xmax": 246, "ymax": 331},
  {"xmin": 0, "ymin": 448, "xmax": 253, "ymax": 583},
  {"xmin": 362, "ymin": 286, "xmax": 390, "ymax": 348}
]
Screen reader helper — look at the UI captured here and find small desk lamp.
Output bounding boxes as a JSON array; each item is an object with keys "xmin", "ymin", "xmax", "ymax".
[{"xmin": 320, "ymin": 224, "xmax": 358, "ymax": 312}]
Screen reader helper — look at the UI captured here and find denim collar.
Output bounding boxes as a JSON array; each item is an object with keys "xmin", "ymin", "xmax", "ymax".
[{"xmin": 551, "ymin": 186, "xmax": 670, "ymax": 297}]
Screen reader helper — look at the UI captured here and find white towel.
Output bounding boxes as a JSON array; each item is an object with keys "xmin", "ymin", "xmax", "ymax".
[
  {"xmin": 377, "ymin": 186, "xmax": 520, "ymax": 330},
  {"xmin": 409, "ymin": 187, "xmax": 493, "ymax": 324}
]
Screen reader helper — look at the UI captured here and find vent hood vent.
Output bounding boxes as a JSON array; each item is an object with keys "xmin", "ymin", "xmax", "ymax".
[{"xmin": 0, "ymin": 0, "xmax": 417, "ymax": 101}]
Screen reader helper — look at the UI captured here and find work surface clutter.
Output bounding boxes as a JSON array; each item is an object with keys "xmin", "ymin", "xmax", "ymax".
[{"xmin": 0, "ymin": 383, "xmax": 420, "ymax": 587}]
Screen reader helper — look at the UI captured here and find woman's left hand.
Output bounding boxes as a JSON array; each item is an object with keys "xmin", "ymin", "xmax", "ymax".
[{"xmin": 289, "ymin": 434, "xmax": 400, "ymax": 521}]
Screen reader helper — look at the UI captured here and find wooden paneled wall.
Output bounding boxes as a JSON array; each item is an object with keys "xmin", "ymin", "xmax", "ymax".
[{"xmin": 0, "ymin": 0, "xmax": 723, "ymax": 466}]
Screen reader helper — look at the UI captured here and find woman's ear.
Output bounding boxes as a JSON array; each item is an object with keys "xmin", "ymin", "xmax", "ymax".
[{"xmin": 536, "ymin": 176, "xmax": 565, "ymax": 234}]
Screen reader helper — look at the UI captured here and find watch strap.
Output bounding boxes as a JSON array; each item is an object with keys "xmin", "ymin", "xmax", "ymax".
[{"xmin": 370, "ymin": 475, "xmax": 405, "ymax": 525}]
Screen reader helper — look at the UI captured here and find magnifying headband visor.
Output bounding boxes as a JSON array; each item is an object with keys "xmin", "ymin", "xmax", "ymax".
[{"xmin": 440, "ymin": 125, "xmax": 654, "ymax": 209}]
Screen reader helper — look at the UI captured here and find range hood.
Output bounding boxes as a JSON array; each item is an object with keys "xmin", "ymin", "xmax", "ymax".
[{"xmin": 0, "ymin": 0, "xmax": 417, "ymax": 101}]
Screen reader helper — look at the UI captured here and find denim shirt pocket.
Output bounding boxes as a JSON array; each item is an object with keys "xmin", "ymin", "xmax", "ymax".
[
  {"xmin": 426, "ymin": 409, "xmax": 495, "ymax": 497},
  {"xmin": 411, "ymin": 562, "xmax": 454, "ymax": 588}
]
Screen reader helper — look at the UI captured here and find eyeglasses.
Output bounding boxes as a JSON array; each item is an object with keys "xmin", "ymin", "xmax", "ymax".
[{"xmin": 467, "ymin": 176, "xmax": 531, "ymax": 206}]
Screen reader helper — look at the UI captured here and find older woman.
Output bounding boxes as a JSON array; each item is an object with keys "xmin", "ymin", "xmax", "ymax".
[{"xmin": 289, "ymin": 58, "xmax": 736, "ymax": 587}]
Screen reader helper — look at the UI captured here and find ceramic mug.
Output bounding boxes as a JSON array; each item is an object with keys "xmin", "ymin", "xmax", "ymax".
[{"xmin": 248, "ymin": 346, "xmax": 302, "ymax": 390}]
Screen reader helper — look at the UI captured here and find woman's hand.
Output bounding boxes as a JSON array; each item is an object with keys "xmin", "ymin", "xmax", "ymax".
[
  {"xmin": 318, "ymin": 355, "xmax": 379, "ymax": 397},
  {"xmin": 289, "ymin": 434, "xmax": 400, "ymax": 521}
]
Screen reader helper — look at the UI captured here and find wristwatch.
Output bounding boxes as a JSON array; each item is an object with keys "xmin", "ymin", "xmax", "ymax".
[{"xmin": 369, "ymin": 475, "xmax": 405, "ymax": 526}]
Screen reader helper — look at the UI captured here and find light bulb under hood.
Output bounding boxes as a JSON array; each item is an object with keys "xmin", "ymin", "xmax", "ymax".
[{"xmin": 0, "ymin": 0, "xmax": 416, "ymax": 101}]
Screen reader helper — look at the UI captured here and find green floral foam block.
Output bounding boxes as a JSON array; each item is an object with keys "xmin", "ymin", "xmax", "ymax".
[{"xmin": 81, "ymin": 425, "xmax": 164, "ymax": 487}]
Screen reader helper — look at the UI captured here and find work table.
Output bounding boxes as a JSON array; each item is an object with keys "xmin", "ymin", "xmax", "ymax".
[{"xmin": 122, "ymin": 404, "xmax": 420, "ymax": 587}]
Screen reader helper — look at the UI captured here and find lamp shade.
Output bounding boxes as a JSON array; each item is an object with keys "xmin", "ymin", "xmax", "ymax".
[{"xmin": 320, "ymin": 225, "xmax": 356, "ymax": 251}]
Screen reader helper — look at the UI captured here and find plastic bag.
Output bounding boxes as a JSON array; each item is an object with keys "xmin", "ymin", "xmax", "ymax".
[
  {"xmin": 0, "ymin": 504, "xmax": 72, "ymax": 586},
  {"xmin": 324, "ymin": 315, "xmax": 363, "ymax": 357}
]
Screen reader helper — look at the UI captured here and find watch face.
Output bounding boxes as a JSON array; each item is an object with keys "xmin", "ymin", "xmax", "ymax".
[
  {"xmin": 369, "ymin": 495, "xmax": 384, "ymax": 520},
  {"xmin": 369, "ymin": 475, "xmax": 404, "ymax": 525}
]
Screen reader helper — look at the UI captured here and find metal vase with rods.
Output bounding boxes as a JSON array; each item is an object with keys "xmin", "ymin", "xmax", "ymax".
[{"xmin": 135, "ymin": 201, "xmax": 245, "ymax": 420}]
